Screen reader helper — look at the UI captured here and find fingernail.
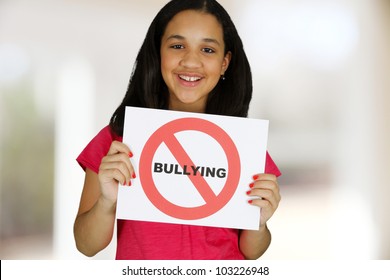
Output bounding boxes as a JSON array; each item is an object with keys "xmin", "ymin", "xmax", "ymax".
[
  {"xmin": 248, "ymin": 200, "xmax": 253, "ymax": 204},
  {"xmin": 253, "ymin": 175, "xmax": 259, "ymax": 180},
  {"xmin": 246, "ymin": 190, "xmax": 251, "ymax": 195},
  {"xmin": 249, "ymin": 183, "xmax": 254, "ymax": 188},
  {"xmin": 128, "ymin": 181, "xmax": 132, "ymax": 186},
  {"xmin": 132, "ymin": 173, "xmax": 136, "ymax": 179},
  {"xmin": 128, "ymin": 151, "xmax": 133, "ymax": 158}
]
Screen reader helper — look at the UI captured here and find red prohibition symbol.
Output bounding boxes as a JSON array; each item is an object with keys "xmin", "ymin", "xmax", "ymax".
[{"xmin": 139, "ymin": 117, "xmax": 241, "ymax": 220}]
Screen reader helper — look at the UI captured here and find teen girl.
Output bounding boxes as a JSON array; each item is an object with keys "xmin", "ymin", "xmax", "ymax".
[{"xmin": 74, "ymin": 0, "xmax": 281, "ymax": 260}]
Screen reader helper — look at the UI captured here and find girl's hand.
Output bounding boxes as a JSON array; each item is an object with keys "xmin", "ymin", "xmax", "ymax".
[
  {"xmin": 98, "ymin": 141, "xmax": 135, "ymax": 204},
  {"xmin": 247, "ymin": 174, "xmax": 281, "ymax": 228}
]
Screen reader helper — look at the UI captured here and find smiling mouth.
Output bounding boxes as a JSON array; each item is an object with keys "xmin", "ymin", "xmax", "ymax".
[{"xmin": 178, "ymin": 75, "xmax": 202, "ymax": 82}]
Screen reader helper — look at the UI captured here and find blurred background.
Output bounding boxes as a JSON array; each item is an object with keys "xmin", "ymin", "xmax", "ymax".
[{"xmin": 0, "ymin": 0, "xmax": 389, "ymax": 260}]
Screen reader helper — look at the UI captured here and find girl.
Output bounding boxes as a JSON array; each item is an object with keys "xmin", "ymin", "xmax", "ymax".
[{"xmin": 74, "ymin": 0, "xmax": 281, "ymax": 260}]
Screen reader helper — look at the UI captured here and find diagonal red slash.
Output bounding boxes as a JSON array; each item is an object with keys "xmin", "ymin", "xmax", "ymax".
[{"xmin": 163, "ymin": 133, "xmax": 217, "ymax": 203}]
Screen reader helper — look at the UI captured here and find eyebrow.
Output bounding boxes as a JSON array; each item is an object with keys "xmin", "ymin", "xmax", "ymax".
[{"xmin": 165, "ymin": 34, "xmax": 221, "ymax": 46}]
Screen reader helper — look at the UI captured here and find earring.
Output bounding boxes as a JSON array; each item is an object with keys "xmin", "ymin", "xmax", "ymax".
[{"xmin": 221, "ymin": 74, "xmax": 226, "ymax": 81}]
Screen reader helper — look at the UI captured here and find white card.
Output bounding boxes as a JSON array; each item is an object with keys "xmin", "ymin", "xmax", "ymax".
[{"xmin": 116, "ymin": 106, "xmax": 269, "ymax": 230}]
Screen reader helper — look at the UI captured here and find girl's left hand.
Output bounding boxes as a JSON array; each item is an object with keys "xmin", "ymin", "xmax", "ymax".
[{"xmin": 247, "ymin": 174, "xmax": 281, "ymax": 228}]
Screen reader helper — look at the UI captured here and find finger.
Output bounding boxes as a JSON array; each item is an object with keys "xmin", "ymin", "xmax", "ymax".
[
  {"xmin": 251, "ymin": 183, "xmax": 281, "ymax": 203},
  {"xmin": 248, "ymin": 188, "xmax": 272, "ymax": 200},
  {"xmin": 249, "ymin": 198, "xmax": 272, "ymax": 209},
  {"xmin": 252, "ymin": 173, "xmax": 277, "ymax": 182},
  {"xmin": 99, "ymin": 167, "xmax": 128, "ymax": 186},
  {"xmin": 107, "ymin": 141, "xmax": 132, "ymax": 157},
  {"xmin": 101, "ymin": 152, "xmax": 133, "ymax": 171},
  {"xmin": 250, "ymin": 179, "xmax": 278, "ymax": 190},
  {"xmin": 100, "ymin": 161, "xmax": 132, "ymax": 182},
  {"xmin": 249, "ymin": 180, "xmax": 280, "ymax": 201},
  {"xmin": 247, "ymin": 188, "xmax": 280, "ymax": 208},
  {"xmin": 101, "ymin": 146, "xmax": 136, "ymax": 179}
]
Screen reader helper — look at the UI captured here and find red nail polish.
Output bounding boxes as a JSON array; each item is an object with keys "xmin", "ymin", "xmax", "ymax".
[
  {"xmin": 248, "ymin": 200, "xmax": 253, "ymax": 204},
  {"xmin": 132, "ymin": 173, "xmax": 136, "ymax": 179},
  {"xmin": 249, "ymin": 183, "xmax": 254, "ymax": 188},
  {"xmin": 128, "ymin": 181, "xmax": 132, "ymax": 186},
  {"xmin": 128, "ymin": 152, "xmax": 133, "ymax": 158},
  {"xmin": 253, "ymin": 175, "xmax": 259, "ymax": 180},
  {"xmin": 246, "ymin": 190, "xmax": 251, "ymax": 195}
]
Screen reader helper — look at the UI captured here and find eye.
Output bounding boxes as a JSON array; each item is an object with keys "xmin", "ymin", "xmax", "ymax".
[
  {"xmin": 202, "ymin": 47, "xmax": 215, "ymax": 54},
  {"xmin": 171, "ymin": 44, "xmax": 184, "ymax": 49}
]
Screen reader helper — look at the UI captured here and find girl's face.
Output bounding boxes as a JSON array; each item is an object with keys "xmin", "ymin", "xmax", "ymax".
[{"xmin": 160, "ymin": 10, "xmax": 231, "ymax": 113}]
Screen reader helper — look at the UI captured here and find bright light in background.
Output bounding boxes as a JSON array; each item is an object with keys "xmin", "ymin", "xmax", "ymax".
[
  {"xmin": 238, "ymin": 0, "xmax": 384, "ymax": 260},
  {"xmin": 54, "ymin": 57, "xmax": 98, "ymax": 259},
  {"xmin": 0, "ymin": 43, "xmax": 30, "ymax": 84},
  {"xmin": 330, "ymin": 188, "xmax": 379, "ymax": 259},
  {"xmin": 240, "ymin": 1, "xmax": 359, "ymax": 71},
  {"xmin": 285, "ymin": 3, "xmax": 360, "ymax": 70}
]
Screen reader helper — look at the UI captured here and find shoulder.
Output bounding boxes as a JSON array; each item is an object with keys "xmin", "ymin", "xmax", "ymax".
[
  {"xmin": 85, "ymin": 125, "xmax": 122, "ymax": 151},
  {"xmin": 76, "ymin": 125, "xmax": 122, "ymax": 173},
  {"xmin": 94, "ymin": 125, "xmax": 122, "ymax": 142}
]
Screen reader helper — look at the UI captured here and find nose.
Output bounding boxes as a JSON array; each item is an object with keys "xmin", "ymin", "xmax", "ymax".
[{"xmin": 180, "ymin": 50, "xmax": 202, "ymax": 69}]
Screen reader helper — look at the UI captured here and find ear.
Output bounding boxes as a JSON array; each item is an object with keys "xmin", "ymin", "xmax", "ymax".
[{"xmin": 221, "ymin": 51, "xmax": 232, "ymax": 75}]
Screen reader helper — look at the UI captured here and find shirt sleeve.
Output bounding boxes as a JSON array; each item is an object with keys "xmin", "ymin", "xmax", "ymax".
[
  {"xmin": 265, "ymin": 151, "xmax": 282, "ymax": 177},
  {"xmin": 76, "ymin": 125, "xmax": 119, "ymax": 174}
]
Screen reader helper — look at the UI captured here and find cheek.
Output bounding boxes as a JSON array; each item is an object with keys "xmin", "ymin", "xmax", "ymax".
[
  {"xmin": 161, "ymin": 55, "xmax": 177, "ymax": 76},
  {"xmin": 160, "ymin": 59, "xmax": 172, "ymax": 83},
  {"xmin": 207, "ymin": 60, "xmax": 225, "ymax": 76}
]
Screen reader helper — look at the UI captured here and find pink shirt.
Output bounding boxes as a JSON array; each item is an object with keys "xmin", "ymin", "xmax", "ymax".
[{"xmin": 77, "ymin": 125, "xmax": 281, "ymax": 259}]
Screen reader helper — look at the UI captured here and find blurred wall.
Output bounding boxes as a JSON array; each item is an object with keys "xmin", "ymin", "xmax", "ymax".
[{"xmin": 0, "ymin": 0, "xmax": 389, "ymax": 259}]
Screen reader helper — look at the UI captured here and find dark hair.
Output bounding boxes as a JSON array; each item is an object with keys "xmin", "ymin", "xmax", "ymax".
[{"xmin": 110, "ymin": 0, "xmax": 252, "ymax": 136}]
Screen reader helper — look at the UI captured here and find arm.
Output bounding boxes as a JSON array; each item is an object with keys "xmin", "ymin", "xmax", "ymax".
[
  {"xmin": 239, "ymin": 174, "xmax": 281, "ymax": 260},
  {"xmin": 73, "ymin": 141, "xmax": 134, "ymax": 257}
]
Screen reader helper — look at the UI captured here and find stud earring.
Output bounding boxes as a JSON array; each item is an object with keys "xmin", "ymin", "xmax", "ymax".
[{"xmin": 221, "ymin": 74, "xmax": 226, "ymax": 81}]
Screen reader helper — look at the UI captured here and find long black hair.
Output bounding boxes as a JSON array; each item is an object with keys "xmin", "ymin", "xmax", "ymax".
[{"xmin": 110, "ymin": 0, "xmax": 252, "ymax": 136}]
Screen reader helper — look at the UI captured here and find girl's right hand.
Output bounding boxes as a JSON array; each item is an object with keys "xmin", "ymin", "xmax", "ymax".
[{"xmin": 98, "ymin": 141, "xmax": 135, "ymax": 204}]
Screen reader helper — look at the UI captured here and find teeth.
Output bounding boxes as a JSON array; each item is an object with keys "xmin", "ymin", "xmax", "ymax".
[{"xmin": 179, "ymin": 75, "xmax": 201, "ymax": 82}]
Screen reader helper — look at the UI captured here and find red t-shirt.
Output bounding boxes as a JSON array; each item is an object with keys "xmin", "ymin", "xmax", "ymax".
[{"xmin": 77, "ymin": 125, "xmax": 281, "ymax": 260}]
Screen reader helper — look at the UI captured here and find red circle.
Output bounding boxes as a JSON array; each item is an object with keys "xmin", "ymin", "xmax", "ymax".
[{"xmin": 139, "ymin": 117, "xmax": 241, "ymax": 220}]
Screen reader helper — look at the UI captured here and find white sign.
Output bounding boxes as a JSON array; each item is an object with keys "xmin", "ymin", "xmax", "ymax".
[{"xmin": 116, "ymin": 106, "xmax": 269, "ymax": 230}]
